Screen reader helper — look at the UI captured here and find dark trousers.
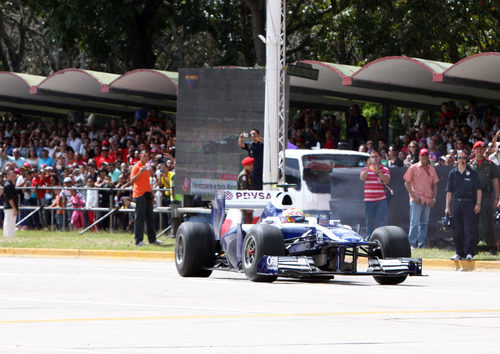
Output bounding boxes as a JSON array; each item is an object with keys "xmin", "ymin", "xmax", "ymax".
[
  {"xmin": 28, "ymin": 197, "xmax": 40, "ymax": 229},
  {"xmin": 134, "ymin": 192, "xmax": 156, "ymax": 244},
  {"xmin": 452, "ymin": 199, "xmax": 476, "ymax": 257},
  {"xmin": 477, "ymin": 195, "xmax": 497, "ymax": 248}
]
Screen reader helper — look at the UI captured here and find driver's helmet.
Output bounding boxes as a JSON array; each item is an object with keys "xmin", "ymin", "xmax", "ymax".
[{"xmin": 281, "ymin": 208, "xmax": 305, "ymax": 223}]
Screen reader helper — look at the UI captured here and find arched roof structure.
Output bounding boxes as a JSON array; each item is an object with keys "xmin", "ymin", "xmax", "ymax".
[
  {"xmin": 0, "ymin": 52, "xmax": 499, "ymax": 119},
  {"xmin": 31, "ymin": 68, "xmax": 177, "ymax": 113},
  {"xmin": 434, "ymin": 52, "xmax": 500, "ymax": 90},
  {"xmin": 0, "ymin": 72, "xmax": 83, "ymax": 119},
  {"xmin": 0, "ymin": 68, "xmax": 179, "ymax": 119},
  {"xmin": 103, "ymin": 69, "xmax": 178, "ymax": 101},
  {"xmin": 288, "ymin": 53, "xmax": 500, "ymax": 111},
  {"xmin": 289, "ymin": 60, "xmax": 453, "ymax": 110},
  {"xmin": 342, "ymin": 54, "xmax": 500, "ymax": 105}
]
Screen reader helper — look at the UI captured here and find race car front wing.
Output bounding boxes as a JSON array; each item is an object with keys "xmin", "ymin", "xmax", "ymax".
[{"xmin": 257, "ymin": 255, "xmax": 423, "ymax": 278}]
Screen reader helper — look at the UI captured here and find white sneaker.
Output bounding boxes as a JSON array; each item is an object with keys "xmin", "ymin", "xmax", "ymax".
[
  {"xmin": 450, "ymin": 254, "xmax": 461, "ymax": 261},
  {"xmin": 465, "ymin": 254, "xmax": 473, "ymax": 261}
]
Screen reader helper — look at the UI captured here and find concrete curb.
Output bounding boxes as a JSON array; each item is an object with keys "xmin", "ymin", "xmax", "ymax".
[
  {"xmin": 0, "ymin": 248, "xmax": 174, "ymax": 261},
  {"xmin": 0, "ymin": 248, "xmax": 499, "ymax": 271},
  {"xmin": 422, "ymin": 259, "xmax": 500, "ymax": 272}
]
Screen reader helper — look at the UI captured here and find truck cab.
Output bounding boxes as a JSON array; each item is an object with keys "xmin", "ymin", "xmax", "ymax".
[{"xmin": 284, "ymin": 149, "xmax": 369, "ymax": 217}]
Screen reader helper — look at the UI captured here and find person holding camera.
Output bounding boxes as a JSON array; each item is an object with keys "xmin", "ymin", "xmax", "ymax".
[
  {"xmin": 238, "ymin": 129, "xmax": 263, "ymax": 190},
  {"xmin": 130, "ymin": 150, "xmax": 161, "ymax": 246},
  {"xmin": 360, "ymin": 150, "xmax": 391, "ymax": 240},
  {"xmin": 445, "ymin": 150, "xmax": 482, "ymax": 261},
  {"xmin": 403, "ymin": 148, "xmax": 439, "ymax": 248}
]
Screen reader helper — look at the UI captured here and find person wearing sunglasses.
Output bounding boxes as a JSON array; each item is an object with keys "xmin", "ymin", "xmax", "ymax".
[
  {"xmin": 238, "ymin": 129, "xmax": 264, "ymax": 190},
  {"xmin": 445, "ymin": 150, "xmax": 482, "ymax": 261}
]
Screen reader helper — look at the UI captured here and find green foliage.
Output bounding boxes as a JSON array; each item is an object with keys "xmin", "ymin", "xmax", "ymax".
[
  {"xmin": 2, "ymin": 1, "xmax": 500, "ymax": 73},
  {"xmin": 412, "ymin": 247, "xmax": 500, "ymax": 261},
  {"xmin": 288, "ymin": 0, "xmax": 500, "ymax": 65},
  {"xmin": 1, "ymin": 231, "xmax": 498, "ymax": 261}
]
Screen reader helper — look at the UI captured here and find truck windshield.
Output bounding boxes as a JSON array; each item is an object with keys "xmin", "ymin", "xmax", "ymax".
[{"xmin": 302, "ymin": 154, "xmax": 366, "ymax": 193}]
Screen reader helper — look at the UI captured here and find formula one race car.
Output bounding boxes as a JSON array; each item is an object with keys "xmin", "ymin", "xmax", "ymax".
[{"xmin": 175, "ymin": 190, "xmax": 422, "ymax": 285}]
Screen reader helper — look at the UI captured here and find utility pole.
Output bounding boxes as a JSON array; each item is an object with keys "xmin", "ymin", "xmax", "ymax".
[{"xmin": 262, "ymin": 0, "xmax": 286, "ymax": 190}]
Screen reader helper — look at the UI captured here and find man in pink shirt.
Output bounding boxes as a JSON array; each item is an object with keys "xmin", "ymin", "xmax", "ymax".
[
  {"xmin": 404, "ymin": 148, "xmax": 439, "ymax": 248},
  {"xmin": 360, "ymin": 150, "xmax": 390, "ymax": 240}
]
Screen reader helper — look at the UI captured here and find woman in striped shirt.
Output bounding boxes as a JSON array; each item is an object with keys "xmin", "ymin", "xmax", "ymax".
[{"xmin": 360, "ymin": 150, "xmax": 391, "ymax": 240}]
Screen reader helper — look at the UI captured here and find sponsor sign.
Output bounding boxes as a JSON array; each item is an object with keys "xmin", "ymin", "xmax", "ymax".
[
  {"xmin": 223, "ymin": 190, "xmax": 279, "ymax": 208},
  {"xmin": 191, "ymin": 179, "xmax": 237, "ymax": 195},
  {"xmin": 257, "ymin": 255, "xmax": 279, "ymax": 275},
  {"xmin": 287, "ymin": 62, "xmax": 319, "ymax": 81},
  {"xmin": 224, "ymin": 190, "xmax": 276, "ymax": 201}
]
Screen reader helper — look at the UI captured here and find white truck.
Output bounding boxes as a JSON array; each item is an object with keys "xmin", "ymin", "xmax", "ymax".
[{"xmin": 283, "ymin": 148, "xmax": 369, "ymax": 219}]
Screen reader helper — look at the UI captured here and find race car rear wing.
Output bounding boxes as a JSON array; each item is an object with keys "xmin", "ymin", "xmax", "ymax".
[
  {"xmin": 221, "ymin": 190, "xmax": 280, "ymax": 208},
  {"xmin": 212, "ymin": 190, "xmax": 295, "ymax": 239}
]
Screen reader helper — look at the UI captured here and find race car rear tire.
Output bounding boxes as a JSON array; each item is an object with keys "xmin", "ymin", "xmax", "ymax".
[
  {"xmin": 242, "ymin": 224, "xmax": 285, "ymax": 282},
  {"xmin": 370, "ymin": 226, "xmax": 410, "ymax": 285},
  {"xmin": 175, "ymin": 222, "xmax": 215, "ymax": 277}
]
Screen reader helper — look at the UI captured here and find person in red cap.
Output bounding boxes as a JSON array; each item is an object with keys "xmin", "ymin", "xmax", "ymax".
[
  {"xmin": 403, "ymin": 148, "xmax": 439, "ymax": 248},
  {"xmin": 95, "ymin": 145, "xmax": 115, "ymax": 169},
  {"xmin": 238, "ymin": 157, "xmax": 254, "ymax": 190},
  {"xmin": 238, "ymin": 156, "xmax": 254, "ymax": 223},
  {"xmin": 469, "ymin": 140, "xmax": 500, "ymax": 255}
]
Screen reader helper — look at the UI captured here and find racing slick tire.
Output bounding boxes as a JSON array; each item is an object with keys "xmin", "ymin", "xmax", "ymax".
[
  {"xmin": 242, "ymin": 224, "xmax": 285, "ymax": 282},
  {"xmin": 175, "ymin": 222, "xmax": 215, "ymax": 277},
  {"xmin": 370, "ymin": 226, "xmax": 411, "ymax": 285}
]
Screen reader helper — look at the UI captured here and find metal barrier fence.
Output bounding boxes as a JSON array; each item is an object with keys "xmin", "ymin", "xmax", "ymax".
[{"xmin": 0, "ymin": 185, "xmax": 207, "ymax": 236}]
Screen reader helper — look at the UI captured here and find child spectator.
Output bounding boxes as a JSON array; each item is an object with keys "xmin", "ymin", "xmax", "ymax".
[
  {"xmin": 118, "ymin": 196, "xmax": 135, "ymax": 232},
  {"xmin": 70, "ymin": 189, "xmax": 85, "ymax": 229},
  {"xmin": 49, "ymin": 189, "xmax": 64, "ymax": 231}
]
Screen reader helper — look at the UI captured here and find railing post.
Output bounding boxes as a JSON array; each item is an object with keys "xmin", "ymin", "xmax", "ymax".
[
  {"xmin": 109, "ymin": 186, "xmax": 114, "ymax": 232},
  {"xmin": 170, "ymin": 200, "xmax": 182, "ymax": 237}
]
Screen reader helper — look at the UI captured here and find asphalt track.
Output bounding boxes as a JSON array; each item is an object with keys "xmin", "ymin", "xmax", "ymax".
[
  {"xmin": 0, "ymin": 255, "xmax": 499, "ymax": 353},
  {"xmin": 2, "ymin": 247, "xmax": 500, "ymax": 271}
]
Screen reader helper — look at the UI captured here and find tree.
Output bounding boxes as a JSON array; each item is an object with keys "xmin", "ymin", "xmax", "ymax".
[
  {"xmin": 2, "ymin": 0, "xmax": 500, "ymax": 74},
  {"xmin": 0, "ymin": 1, "xmax": 50, "ymax": 72}
]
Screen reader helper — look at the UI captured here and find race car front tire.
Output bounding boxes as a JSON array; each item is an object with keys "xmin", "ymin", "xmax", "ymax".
[
  {"xmin": 370, "ymin": 226, "xmax": 411, "ymax": 285},
  {"xmin": 242, "ymin": 224, "xmax": 285, "ymax": 282},
  {"xmin": 175, "ymin": 222, "xmax": 215, "ymax": 277}
]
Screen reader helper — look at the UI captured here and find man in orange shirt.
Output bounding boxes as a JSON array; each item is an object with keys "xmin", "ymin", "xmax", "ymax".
[{"xmin": 130, "ymin": 150, "xmax": 161, "ymax": 246}]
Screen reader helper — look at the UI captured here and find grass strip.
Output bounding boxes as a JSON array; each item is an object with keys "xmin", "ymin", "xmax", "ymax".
[{"xmin": 0, "ymin": 230, "xmax": 499, "ymax": 261}]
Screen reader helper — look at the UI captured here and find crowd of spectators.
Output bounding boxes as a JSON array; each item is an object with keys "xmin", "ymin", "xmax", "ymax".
[
  {"xmin": 0, "ymin": 109, "xmax": 176, "ymax": 231},
  {"xmin": 2, "ymin": 99, "xmax": 499, "ymax": 232},
  {"xmin": 289, "ymin": 101, "xmax": 500, "ymax": 168}
]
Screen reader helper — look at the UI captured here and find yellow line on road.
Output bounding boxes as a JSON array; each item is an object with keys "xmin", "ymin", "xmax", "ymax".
[{"xmin": 2, "ymin": 308, "xmax": 499, "ymax": 324}]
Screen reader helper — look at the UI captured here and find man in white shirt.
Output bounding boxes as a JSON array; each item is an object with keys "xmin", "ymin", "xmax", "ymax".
[
  {"xmin": 85, "ymin": 176, "xmax": 99, "ymax": 231},
  {"xmin": 67, "ymin": 129, "xmax": 82, "ymax": 154}
]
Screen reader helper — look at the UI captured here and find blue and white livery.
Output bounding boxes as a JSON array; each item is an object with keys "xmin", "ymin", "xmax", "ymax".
[{"xmin": 175, "ymin": 189, "xmax": 422, "ymax": 284}]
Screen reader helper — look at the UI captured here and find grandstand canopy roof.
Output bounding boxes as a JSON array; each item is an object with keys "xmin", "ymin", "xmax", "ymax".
[
  {"xmin": 290, "ymin": 52, "xmax": 500, "ymax": 111},
  {"xmin": 0, "ymin": 69, "xmax": 178, "ymax": 120},
  {"xmin": 0, "ymin": 52, "xmax": 498, "ymax": 119}
]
